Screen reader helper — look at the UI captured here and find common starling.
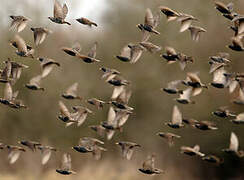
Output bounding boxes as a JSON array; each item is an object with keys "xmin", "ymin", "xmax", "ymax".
[
  {"xmin": 9, "ymin": 15, "xmax": 31, "ymax": 32},
  {"xmin": 56, "ymin": 153, "xmax": 76, "ymax": 175},
  {"xmin": 222, "ymin": 132, "xmax": 244, "ymax": 158},
  {"xmin": 138, "ymin": 154, "xmax": 163, "ymax": 175},
  {"xmin": 115, "ymin": 141, "xmax": 141, "ymax": 160},
  {"xmin": 31, "ymin": 27, "xmax": 52, "ymax": 46},
  {"xmin": 48, "ymin": 0, "xmax": 71, "ymax": 25}
]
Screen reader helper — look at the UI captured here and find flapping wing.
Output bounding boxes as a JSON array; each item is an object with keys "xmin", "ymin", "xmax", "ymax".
[
  {"xmin": 4, "ymin": 83, "xmax": 13, "ymax": 101},
  {"xmin": 172, "ymin": 105, "xmax": 182, "ymax": 124},
  {"xmin": 14, "ymin": 35, "xmax": 27, "ymax": 54},
  {"xmin": 8, "ymin": 150, "xmax": 21, "ymax": 164},
  {"xmin": 41, "ymin": 149, "xmax": 52, "ymax": 165},
  {"xmin": 54, "ymin": 0, "xmax": 64, "ymax": 19},
  {"xmin": 29, "ymin": 75, "xmax": 42, "ymax": 86},
  {"xmin": 229, "ymin": 132, "xmax": 239, "ymax": 152},
  {"xmin": 65, "ymin": 82, "xmax": 78, "ymax": 96},
  {"xmin": 145, "ymin": 8, "xmax": 154, "ymax": 27},
  {"xmin": 59, "ymin": 101, "xmax": 71, "ymax": 117},
  {"xmin": 88, "ymin": 42, "xmax": 97, "ymax": 58},
  {"xmin": 62, "ymin": 153, "xmax": 71, "ymax": 171}
]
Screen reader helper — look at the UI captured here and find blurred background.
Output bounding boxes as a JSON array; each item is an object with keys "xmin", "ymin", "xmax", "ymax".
[{"xmin": 0, "ymin": 0, "xmax": 244, "ymax": 179}]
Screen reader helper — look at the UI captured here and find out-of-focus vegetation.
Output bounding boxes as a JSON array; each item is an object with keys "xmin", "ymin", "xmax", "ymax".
[{"xmin": 0, "ymin": 0, "xmax": 244, "ymax": 179}]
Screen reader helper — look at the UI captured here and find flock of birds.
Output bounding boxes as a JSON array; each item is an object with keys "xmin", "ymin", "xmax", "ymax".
[{"xmin": 0, "ymin": 0, "xmax": 244, "ymax": 176}]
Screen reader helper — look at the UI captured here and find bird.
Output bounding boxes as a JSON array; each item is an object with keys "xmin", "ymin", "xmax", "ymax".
[
  {"xmin": 209, "ymin": 52, "xmax": 231, "ymax": 64},
  {"xmin": 177, "ymin": 53, "xmax": 194, "ymax": 70},
  {"xmin": 110, "ymin": 87, "xmax": 133, "ymax": 111},
  {"xmin": 76, "ymin": 17, "xmax": 97, "ymax": 27},
  {"xmin": 161, "ymin": 46, "xmax": 179, "ymax": 63},
  {"xmin": 182, "ymin": 118, "xmax": 199, "ymax": 127},
  {"xmin": 89, "ymin": 125, "xmax": 106, "ymax": 137},
  {"xmin": 62, "ymin": 82, "xmax": 82, "ymax": 100},
  {"xmin": 230, "ymin": 112, "xmax": 244, "ymax": 124},
  {"xmin": 3, "ymin": 59, "xmax": 29, "ymax": 85},
  {"xmin": 57, "ymin": 101, "xmax": 75, "ymax": 124},
  {"xmin": 10, "ymin": 35, "xmax": 34, "ymax": 58},
  {"xmin": 72, "ymin": 137, "xmax": 106, "ymax": 160},
  {"xmin": 58, "ymin": 101, "xmax": 92, "ymax": 127},
  {"xmin": 115, "ymin": 141, "xmax": 141, "ymax": 160},
  {"xmin": 101, "ymin": 106, "xmax": 122, "ymax": 140},
  {"xmin": 66, "ymin": 106, "xmax": 93, "ymax": 127},
  {"xmin": 106, "ymin": 74, "xmax": 130, "ymax": 87},
  {"xmin": 165, "ymin": 105, "xmax": 184, "ymax": 128},
  {"xmin": 232, "ymin": 88, "xmax": 244, "ymax": 105},
  {"xmin": 194, "ymin": 121, "xmax": 218, "ymax": 130},
  {"xmin": 157, "ymin": 132, "xmax": 181, "ymax": 147},
  {"xmin": 139, "ymin": 41, "xmax": 161, "ymax": 53},
  {"xmin": 6, "ymin": 145, "xmax": 26, "ymax": 164},
  {"xmin": 211, "ymin": 67, "xmax": 228, "ymax": 88},
  {"xmin": 37, "ymin": 57, "xmax": 60, "ymax": 78},
  {"xmin": 87, "ymin": 98, "xmax": 107, "ymax": 109},
  {"xmin": 56, "ymin": 153, "xmax": 76, "ymax": 175},
  {"xmin": 176, "ymin": 88, "xmax": 195, "ymax": 104},
  {"xmin": 127, "ymin": 44, "xmax": 145, "ymax": 64},
  {"xmin": 30, "ymin": 27, "xmax": 52, "ymax": 46},
  {"xmin": 18, "ymin": 140, "xmax": 41, "ymax": 152},
  {"xmin": 182, "ymin": 72, "xmax": 207, "ymax": 96},
  {"xmin": 228, "ymin": 35, "xmax": 244, "ymax": 51},
  {"xmin": 202, "ymin": 155, "xmax": 224, "ymax": 165},
  {"xmin": 162, "ymin": 80, "xmax": 183, "ymax": 94},
  {"xmin": 48, "ymin": 0, "xmax": 71, "ymax": 25},
  {"xmin": 116, "ymin": 44, "xmax": 144, "ymax": 64},
  {"xmin": 180, "ymin": 145, "xmax": 205, "ymax": 157},
  {"xmin": 159, "ymin": 6, "xmax": 180, "ymax": 22},
  {"xmin": 231, "ymin": 15, "xmax": 244, "ymax": 35},
  {"xmin": 9, "ymin": 15, "xmax": 31, "ymax": 32},
  {"xmin": 0, "ymin": 83, "xmax": 19, "ymax": 107},
  {"xmin": 137, "ymin": 8, "xmax": 160, "ymax": 41},
  {"xmin": 37, "ymin": 145, "xmax": 57, "ymax": 165},
  {"xmin": 212, "ymin": 106, "xmax": 236, "ymax": 118},
  {"xmin": 188, "ymin": 25, "xmax": 206, "ymax": 42},
  {"xmin": 138, "ymin": 154, "xmax": 163, "ymax": 175},
  {"xmin": 214, "ymin": 1, "xmax": 234, "ymax": 16},
  {"xmin": 177, "ymin": 13, "xmax": 198, "ymax": 32},
  {"xmin": 222, "ymin": 132, "xmax": 244, "ymax": 158},
  {"xmin": 116, "ymin": 45, "xmax": 132, "ymax": 62},
  {"xmin": 0, "ymin": 60, "xmax": 12, "ymax": 83},
  {"xmin": 25, "ymin": 75, "xmax": 44, "ymax": 91},
  {"xmin": 214, "ymin": 1, "xmax": 233, "ymax": 14},
  {"xmin": 62, "ymin": 42, "xmax": 100, "ymax": 63},
  {"xmin": 99, "ymin": 67, "xmax": 120, "ymax": 79}
]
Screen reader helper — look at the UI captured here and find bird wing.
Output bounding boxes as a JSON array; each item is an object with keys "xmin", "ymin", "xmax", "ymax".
[
  {"xmin": 65, "ymin": 82, "xmax": 78, "ymax": 96},
  {"xmin": 8, "ymin": 150, "xmax": 21, "ymax": 164},
  {"xmin": 4, "ymin": 83, "xmax": 13, "ymax": 101},
  {"xmin": 54, "ymin": 0, "xmax": 64, "ymax": 19},
  {"xmin": 120, "ymin": 45, "xmax": 131, "ymax": 58},
  {"xmin": 41, "ymin": 149, "xmax": 52, "ymax": 165},
  {"xmin": 111, "ymin": 86, "xmax": 125, "ymax": 100},
  {"xmin": 180, "ymin": 88, "xmax": 192, "ymax": 100},
  {"xmin": 172, "ymin": 105, "xmax": 182, "ymax": 124},
  {"xmin": 14, "ymin": 35, "xmax": 27, "ymax": 53},
  {"xmin": 230, "ymin": 132, "xmax": 239, "ymax": 151},
  {"xmin": 29, "ymin": 75, "xmax": 42, "ymax": 86},
  {"xmin": 88, "ymin": 42, "xmax": 97, "ymax": 58},
  {"xmin": 145, "ymin": 8, "xmax": 154, "ymax": 27},
  {"xmin": 167, "ymin": 80, "xmax": 181, "ymax": 89},
  {"xmin": 62, "ymin": 3, "xmax": 68, "ymax": 19},
  {"xmin": 107, "ymin": 106, "xmax": 117, "ymax": 126},
  {"xmin": 62, "ymin": 153, "xmax": 71, "ymax": 170},
  {"xmin": 180, "ymin": 18, "xmax": 192, "ymax": 32},
  {"xmin": 59, "ymin": 101, "xmax": 71, "ymax": 117}
]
